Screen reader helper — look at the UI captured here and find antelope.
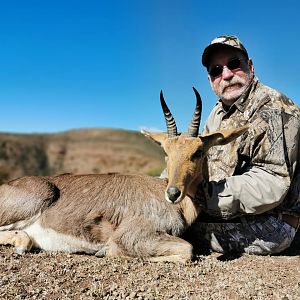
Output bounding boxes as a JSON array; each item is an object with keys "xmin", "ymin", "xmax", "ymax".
[{"xmin": 0, "ymin": 88, "xmax": 247, "ymax": 262}]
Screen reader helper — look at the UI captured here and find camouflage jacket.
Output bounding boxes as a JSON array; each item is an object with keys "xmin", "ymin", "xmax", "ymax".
[{"xmin": 198, "ymin": 77, "xmax": 300, "ymax": 219}]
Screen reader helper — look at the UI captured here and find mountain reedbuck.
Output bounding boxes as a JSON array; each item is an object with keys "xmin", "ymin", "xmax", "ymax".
[{"xmin": 0, "ymin": 88, "xmax": 248, "ymax": 262}]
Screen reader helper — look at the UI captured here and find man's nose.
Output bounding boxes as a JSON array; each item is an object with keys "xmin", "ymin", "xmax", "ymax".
[{"xmin": 222, "ymin": 66, "xmax": 234, "ymax": 80}]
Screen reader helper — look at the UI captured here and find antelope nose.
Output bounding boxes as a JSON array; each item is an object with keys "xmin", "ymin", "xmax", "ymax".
[{"xmin": 167, "ymin": 186, "xmax": 181, "ymax": 203}]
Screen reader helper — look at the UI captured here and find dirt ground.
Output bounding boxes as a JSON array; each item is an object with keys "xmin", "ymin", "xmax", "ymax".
[
  {"xmin": 1, "ymin": 231, "xmax": 300, "ymax": 300},
  {"xmin": 1, "ymin": 130, "xmax": 299, "ymax": 299}
]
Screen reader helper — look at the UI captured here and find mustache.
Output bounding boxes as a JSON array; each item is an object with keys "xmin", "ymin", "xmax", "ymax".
[{"xmin": 219, "ymin": 77, "xmax": 246, "ymax": 93}]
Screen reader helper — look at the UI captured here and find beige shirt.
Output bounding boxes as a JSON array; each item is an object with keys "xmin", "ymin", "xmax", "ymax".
[{"xmin": 201, "ymin": 77, "xmax": 300, "ymax": 219}]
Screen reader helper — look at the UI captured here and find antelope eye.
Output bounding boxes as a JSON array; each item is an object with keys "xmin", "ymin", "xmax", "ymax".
[{"xmin": 192, "ymin": 149, "xmax": 203, "ymax": 160}]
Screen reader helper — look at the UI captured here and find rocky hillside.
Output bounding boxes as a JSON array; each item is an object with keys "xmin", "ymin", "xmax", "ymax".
[{"xmin": 0, "ymin": 128, "xmax": 165, "ymax": 183}]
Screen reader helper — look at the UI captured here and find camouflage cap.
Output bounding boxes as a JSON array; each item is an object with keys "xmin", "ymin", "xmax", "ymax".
[{"xmin": 202, "ymin": 35, "xmax": 249, "ymax": 67}]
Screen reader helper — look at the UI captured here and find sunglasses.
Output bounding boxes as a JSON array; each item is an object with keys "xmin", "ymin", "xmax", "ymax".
[{"xmin": 208, "ymin": 57, "xmax": 243, "ymax": 77}]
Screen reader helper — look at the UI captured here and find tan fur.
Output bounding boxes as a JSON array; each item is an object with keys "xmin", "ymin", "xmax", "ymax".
[
  {"xmin": 0, "ymin": 123, "xmax": 247, "ymax": 262},
  {"xmin": 147, "ymin": 126, "xmax": 249, "ymax": 204}
]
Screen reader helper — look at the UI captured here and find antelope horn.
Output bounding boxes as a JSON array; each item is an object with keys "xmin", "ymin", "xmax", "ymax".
[
  {"xmin": 187, "ymin": 87, "xmax": 202, "ymax": 137},
  {"xmin": 160, "ymin": 90, "xmax": 178, "ymax": 137}
]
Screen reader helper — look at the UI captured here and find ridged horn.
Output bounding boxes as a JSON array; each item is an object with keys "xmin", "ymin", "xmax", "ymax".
[
  {"xmin": 160, "ymin": 90, "xmax": 178, "ymax": 137},
  {"xmin": 187, "ymin": 87, "xmax": 202, "ymax": 137}
]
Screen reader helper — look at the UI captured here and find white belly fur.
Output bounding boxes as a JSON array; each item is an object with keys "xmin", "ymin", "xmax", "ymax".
[{"xmin": 24, "ymin": 220, "xmax": 105, "ymax": 254}]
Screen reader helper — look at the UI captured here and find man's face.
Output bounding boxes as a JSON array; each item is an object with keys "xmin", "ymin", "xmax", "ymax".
[{"xmin": 207, "ymin": 47, "xmax": 254, "ymax": 107}]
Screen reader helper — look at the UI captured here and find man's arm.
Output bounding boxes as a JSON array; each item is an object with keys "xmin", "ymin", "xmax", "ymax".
[
  {"xmin": 198, "ymin": 108, "xmax": 300, "ymax": 219},
  {"xmin": 199, "ymin": 166, "xmax": 289, "ymax": 219}
]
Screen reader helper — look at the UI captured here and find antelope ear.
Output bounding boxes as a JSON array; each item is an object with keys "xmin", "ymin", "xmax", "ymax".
[
  {"xmin": 141, "ymin": 129, "xmax": 168, "ymax": 145},
  {"xmin": 200, "ymin": 125, "xmax": 249, "ymax": 148}
]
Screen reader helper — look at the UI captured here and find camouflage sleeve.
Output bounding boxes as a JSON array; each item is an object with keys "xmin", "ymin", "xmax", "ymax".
[
  {"xmin": 199, "ymin": 106, "xmax": 300, "ymax": 219},
  {"xmin": 202, "ymin": 166, "xmax": 289, "ymax": 219}
]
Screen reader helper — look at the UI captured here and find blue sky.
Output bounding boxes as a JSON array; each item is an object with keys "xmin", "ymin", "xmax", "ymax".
[{"xmin": 0, "ymin": 0, "xmax": 299, "ymax": 133}]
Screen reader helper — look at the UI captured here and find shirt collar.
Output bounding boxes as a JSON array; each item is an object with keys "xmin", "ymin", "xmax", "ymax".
[{"xmin": 234, "ymin": 76, "xmax": 258, "ymax": 112}]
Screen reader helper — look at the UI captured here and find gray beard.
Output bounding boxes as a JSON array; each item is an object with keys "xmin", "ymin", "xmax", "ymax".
[{"xmin": 213, "ymin": 73, "xmax": 253, "ymax": 102}]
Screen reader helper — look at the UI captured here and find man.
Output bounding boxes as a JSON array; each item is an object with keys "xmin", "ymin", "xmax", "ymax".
[{"xmin": 193, "ymin": 35, "xmax": 300, "ymax": 255}]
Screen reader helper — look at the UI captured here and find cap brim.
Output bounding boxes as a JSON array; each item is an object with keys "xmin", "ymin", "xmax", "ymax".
[{"xmin": 201, "ymin": 43, "xmax": 248, "ymax": 67}]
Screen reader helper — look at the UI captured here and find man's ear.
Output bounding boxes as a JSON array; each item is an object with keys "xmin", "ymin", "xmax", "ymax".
[
  {"xmin": 141, "ymin": 129, "xmax": 168, "ymax": 145},
  {"xmin": 200, "ymin": 125, "xmax": 249, "ymax": 149},
  {"xmin": 207, "ymin": 73, "xmax": 212, "ymax": 83},
  {"xmin": 248, "ymin": 59, "xmax": 254, "ymax": 74}
]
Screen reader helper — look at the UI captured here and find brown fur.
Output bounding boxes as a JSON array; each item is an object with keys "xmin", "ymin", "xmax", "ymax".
[
  {"xmin": 0, "ymin": 173, "xmax": 197, "ymax": 262},
  {"xmin": 0, "ymin": 125, "xmax": 248, "ymax": 262}
]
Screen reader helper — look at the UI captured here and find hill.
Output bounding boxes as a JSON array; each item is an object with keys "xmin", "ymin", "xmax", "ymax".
[{"xmin": 0, "ymin": 128, "xmax": 165, "ymax": 183}]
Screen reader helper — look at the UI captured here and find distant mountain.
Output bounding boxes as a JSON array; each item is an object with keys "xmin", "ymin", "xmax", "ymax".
[{"xmin": 0, "ymin": 128, "xmax": 165, "ymax": 184}]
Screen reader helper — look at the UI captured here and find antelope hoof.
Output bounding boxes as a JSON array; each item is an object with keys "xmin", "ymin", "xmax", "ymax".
[
  {"xmin": 95, "ymin": 248, "xmax": 108, "ymax": 258},
  {"xmin": 15, "ymin": 247, "xmax": 28, "ymax": 255}
]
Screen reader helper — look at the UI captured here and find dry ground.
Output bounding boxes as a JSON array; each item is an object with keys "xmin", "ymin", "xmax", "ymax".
[
  {"xmin": 1, "ymin": 231, "xmax": 300, "ymax": 300},
  {"xmin": 0, "ymin": 129, "xmax": 299, "ymax": 299}
]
